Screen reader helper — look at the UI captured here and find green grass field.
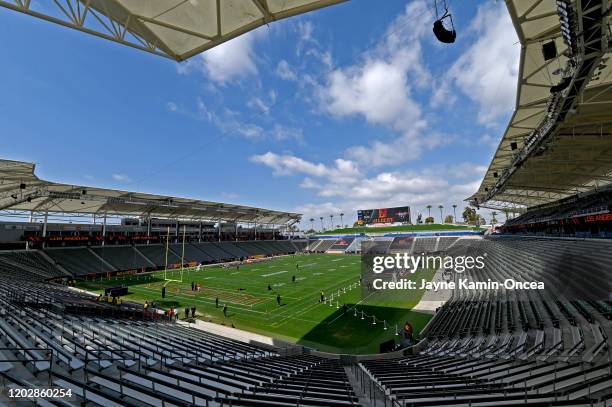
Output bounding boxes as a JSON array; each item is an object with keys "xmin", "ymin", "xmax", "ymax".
[
  {"xmin": 320, "ymin": 223, "xmax": 482, "ymax": 235},
  {"xmin": 76, "ymin": 254, "xmax": 435, "ymax": 354}
]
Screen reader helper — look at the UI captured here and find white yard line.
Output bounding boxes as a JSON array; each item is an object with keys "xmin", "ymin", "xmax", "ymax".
[{"xmin": 260, "ymin": 270, "xmax": 289, "ymax": 277}]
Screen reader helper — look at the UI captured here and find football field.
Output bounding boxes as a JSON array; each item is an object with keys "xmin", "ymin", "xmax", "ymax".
[{"xmin": 77, "ymin": 253, "xmax": 435, "ymax": 354}]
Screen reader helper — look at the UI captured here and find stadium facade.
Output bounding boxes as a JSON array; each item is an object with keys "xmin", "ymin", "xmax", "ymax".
[{"xmin": 0, "ymin": 0, "xmax": 611, "ymax": 406}]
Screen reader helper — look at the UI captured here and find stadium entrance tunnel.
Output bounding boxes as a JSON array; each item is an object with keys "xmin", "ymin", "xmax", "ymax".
[{"xmin": 296, "ymin": 304, "xmax": 432, "ymax": 355}]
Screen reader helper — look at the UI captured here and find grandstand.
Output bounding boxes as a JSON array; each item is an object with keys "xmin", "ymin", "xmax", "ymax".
[{"xmin": 1, "ymin": 0, "xmax": 612, "ymax": 405}]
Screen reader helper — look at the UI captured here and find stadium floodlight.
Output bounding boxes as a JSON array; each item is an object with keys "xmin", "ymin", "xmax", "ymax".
[{"xmin": 0, "ymin": 0, "xmax": 346, "ymax": 61}]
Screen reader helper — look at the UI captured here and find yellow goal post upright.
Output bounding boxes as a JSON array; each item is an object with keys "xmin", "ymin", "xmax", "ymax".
[{"xmin": 163, "ymin": 225, "xmax": 185, "ymax": 283}]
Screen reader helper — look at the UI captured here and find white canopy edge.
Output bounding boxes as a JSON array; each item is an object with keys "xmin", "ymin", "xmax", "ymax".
[
  {"xmin": 468, "ymin": 0, "xmax": 612, "ymax": 210},
  {"xmin": 0, "ymin": 158, "xmax": 301, "ymax": 225},
  {"xmin": 0, "ymin": 0, "xmax": 346, "ymax": 61}
]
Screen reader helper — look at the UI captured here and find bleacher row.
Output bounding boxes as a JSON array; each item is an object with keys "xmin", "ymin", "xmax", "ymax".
[
  {"xmin": 360, "ymin": 353, "xmax": 612, "ymax": 406},
  {"xmin": 0, "ymin": 240, "xmax": 306, "ymax": 279},
  {"xmin": 0, "ymin": 235, "xmax": 611, "ymax": 405},
  {"xmin": 0, "ymin": 251, "xmax": 64, "ymax": 280},
  {"xmin": 308, "ymin": 236, "xmax": 460, "ymax": 254},
  {"xmin": 421, "ymin": 237, "xmax": 611, "ymax": 363},
  {"xmin": 0, "ymin": 272, "xmax": 358, "ymax": 406},
  {"xmin": 375, "ymin": 236, "xmax": 612, "ymax": 405}
]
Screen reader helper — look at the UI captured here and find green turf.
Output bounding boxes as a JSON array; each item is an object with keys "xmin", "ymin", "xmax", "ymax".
[
  {"xmin": 319, "ymin": 223, "xmax": 482, "ymax": 235},
  {"xmin": 76, "ymin": 253, "xmax": 435, "ymax": 354}
]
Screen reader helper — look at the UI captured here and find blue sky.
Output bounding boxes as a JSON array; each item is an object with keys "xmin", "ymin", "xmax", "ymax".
[{"xmin": 0, "ymin": 0, "xmax": 519, "ymax": 227}]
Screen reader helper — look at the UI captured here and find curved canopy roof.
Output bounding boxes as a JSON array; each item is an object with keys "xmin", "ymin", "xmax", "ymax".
[
  {"xmin": 468, "ymin": 0, "xmax": 612, "ymax": 211},
  {"xmin": 0, "ymin": 0, "xmax": 345, "ymax": 61},
  {"xmin": 0, "ymin": 159, "xmax": 300, "ymax": 224}
]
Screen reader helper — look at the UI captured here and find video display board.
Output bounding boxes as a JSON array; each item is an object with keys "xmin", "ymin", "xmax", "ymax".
[{"xmin": 357, "ymin": 206, "xmax": 410, "ymax": 225}]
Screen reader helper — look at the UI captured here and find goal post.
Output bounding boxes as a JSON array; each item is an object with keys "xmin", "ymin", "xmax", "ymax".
[{"xmin": 163, "ymin": 225, "xmax": 185, "ymax": 283}]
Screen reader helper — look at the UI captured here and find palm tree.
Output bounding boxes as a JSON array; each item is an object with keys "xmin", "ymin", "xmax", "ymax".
[
  {"xmin": 319, "ymin": 216, "xmax": 324, "ymax": 231},
  {"xmin": 491, "ymin": 211, "xmax": 498, "ymax": 224},
  {"xmin": 309, "ymin": 218, "xmax": 315, "ymax": 231},
  {"xmin": 438, "ymin": 205, "xmax": 444, "ymax": 223},
  {"xmin": 426, "ymin": 205, "xmax": 432, "ymax": 218},
  {"xmin": 329, "ymin": 214, "xmax": 334, "ymax": 230},
  {"xmin": 340, "ymin": 213, "xmax": 344, "ymax": 228},
  {"xmin": 452, "ymin": 204, "xmax": 457, "ymax": 224}
]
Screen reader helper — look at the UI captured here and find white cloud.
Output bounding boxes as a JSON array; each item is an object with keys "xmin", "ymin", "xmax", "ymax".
[
  {"xmin": 250, "ymin": 152, "xmax": 327, "ymax": 177},
  {"xmin": 111, "ymin": 173, "xmax": 131, "ymax": 183},
  {"xmin": 272, "ymin": 125, "xmax": 304, "ymax": 143},
  {"xmin": 196, "ymin": 98, "xmax": 264, "ymax": 139},
  {"xmin": 221, "ymin": 192, "xmax": 240, "ymax": 200},
  {"xmin": 345, "ymin": 129, "xmax": 448, "ymax": 167},
  {"xmin": 247, "ymin": 89, "xmax": 278, "ymax": 115},
  {"xmin": 276, "ymin": 60, "xmax": 298, "ymax": 81},
  {"xmin": 298, "ymin": 21, "xmax": 315, "ymax": 42},
  {"xmin": 247, "ymin": 97, "xmax": 271, "ymax": 114},
  {"xmin": 479, "ymin": 133, "xmax": 499, "ymax": 148},
  {"xmin": 324, "ymin": 60, "xmax": 422, "ymax": 129},
  {"xmin": 177, "ymin": 29, "xmax": 264, "ymax": 84},
  {"xmin": 235, "ymin": 123, "xmax": 265, "ymax": 139},
  {"xmin": 447, "ymin": 2, "xmax": 519, "ymax": 125},
  {"xmin": 166, "ymin": 101, "xmax": 178, "ymax": 112},
  {"xmin": 250, "ymin": 151, "xmax": 486, "ymax": 226},
  {"xmin": 317, "ymin": 0, "xmax": 437, "ymax": 166}
]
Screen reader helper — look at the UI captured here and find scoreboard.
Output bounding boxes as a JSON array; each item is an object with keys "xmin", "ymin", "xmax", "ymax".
[{"xmin": 357, "ymin": 206, "xmax": 411, "ymax": 225}]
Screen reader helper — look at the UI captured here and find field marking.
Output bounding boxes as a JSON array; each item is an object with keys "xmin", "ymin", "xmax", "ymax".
[
  {"xmin": 182, "ymin": 276, "xmax": 305, "ymax": 297},
  {"xmin": 260, "ymin": 270, "xmax": 288, "ymax": 277},
  {"xmin": 331, "ymin": 258, "xmax": 344, "ymax": 262},
  {"xmin": 123, "ymin": 285, "xmax": 270, "ymax": 314},
  {"xmin": 166, "ymin": 279, "xmax": 302, "ymax": 301},
  {"xmin": 326, "ymin": 291, "xmax": 375, "ymax": 325},
  {"xmin": 80, "ymin": 253, "xmax": 366, "ymax": 335},
  {"xmin": 269, "ymin": 274, "xmax": 360, "ymax": 327}
]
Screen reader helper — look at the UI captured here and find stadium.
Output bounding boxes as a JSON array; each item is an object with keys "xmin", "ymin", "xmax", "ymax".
[{"xmin": 0, "ymin": 0, "xmax": 611, "ymax": 406}]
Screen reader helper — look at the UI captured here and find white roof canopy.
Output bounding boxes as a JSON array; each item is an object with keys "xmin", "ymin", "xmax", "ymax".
[
  {"xmin": 469, "ymin": 0, "xmax": 612, "ymax": 211},
  {"xmin": 0, "ymin": 0, "xmax": 345, "ymax": 60},
  {"xmin": 0, "ymin": 159, "xmax": 301, "ymax": 224}
]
